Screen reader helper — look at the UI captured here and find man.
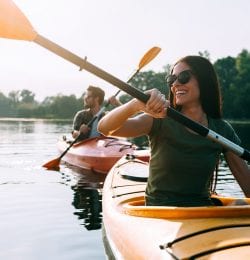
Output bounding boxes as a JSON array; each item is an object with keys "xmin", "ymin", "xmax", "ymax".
[{"xmin": 72, "ymin": 85, "xmax": 121, "ymax": 141}]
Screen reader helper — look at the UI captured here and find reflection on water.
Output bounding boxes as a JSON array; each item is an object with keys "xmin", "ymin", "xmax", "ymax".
[
  {"xmin": 72, "ymin": 187, "xmax": 102, "ymax": 230},
  {"xmin": 62, "ymin": 164, "xmax": 105, "ymax": 231},
  {"xmin": 0, "ymin": 167, "xmax": 105, "ymax": 260},
  {"xmin": 215, "ymin": 163, "xmax": 244, "ymax": 197}
]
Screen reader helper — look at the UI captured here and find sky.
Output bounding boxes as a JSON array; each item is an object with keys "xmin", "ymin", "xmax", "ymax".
[{"xmin": 0, "ymin": 0, "xmax": 250, "ymax": 101}]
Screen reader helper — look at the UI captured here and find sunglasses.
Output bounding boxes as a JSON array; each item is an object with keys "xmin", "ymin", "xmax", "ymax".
[{"xmin": 166, "ymin": 70, "xmax": 194, "ymax": 87}]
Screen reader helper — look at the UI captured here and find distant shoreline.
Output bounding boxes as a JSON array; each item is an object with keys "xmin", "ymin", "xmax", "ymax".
[
  {"xmin": 0, "ymin": 117, "xmax": 72, "ymax": 122},
  {"xmin": 0, "ymin": 117, "xmax": 249, "ymax": 124}
]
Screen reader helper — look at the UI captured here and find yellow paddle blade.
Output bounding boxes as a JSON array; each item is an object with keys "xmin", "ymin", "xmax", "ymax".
[
  {"xmin": 138, "ymin": 46, "xmax": 161, "ymax": 70},
  {"xmin": 0, "ymin": 0, "xmax": 37, "ymax": 41}
]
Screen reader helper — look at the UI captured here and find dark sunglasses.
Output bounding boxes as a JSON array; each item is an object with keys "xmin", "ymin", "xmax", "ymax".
[{"xmin": 166, "ymin": 70, "xmax": 194, "ymax": 87}]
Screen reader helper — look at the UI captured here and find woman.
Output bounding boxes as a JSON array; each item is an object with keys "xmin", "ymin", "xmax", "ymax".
[{"xmin": 98, "ymin": 56, "xmax": 250, "ymax": 206}]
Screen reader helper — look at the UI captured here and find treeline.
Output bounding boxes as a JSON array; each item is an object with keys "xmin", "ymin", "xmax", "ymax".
[
  {"xmin": 0, "ymin": 90, "xmax": 83, "ymax": 119},
  {"xmin": 1, "ymin": 49, "xmax": 250, "ymax": 120}
]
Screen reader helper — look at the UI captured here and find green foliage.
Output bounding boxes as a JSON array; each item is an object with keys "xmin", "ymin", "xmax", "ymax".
[
  {"xmin": 0, "ymin": 91, "xmax": 82, "ymax": 119},
  {"xmin": 19, "ymin": 89, "xmax": 36, "ymax": 103},
  {"xmin": 119, "ymin": 70, "xmax": 168, "ymax": 104},
  {"xmin": 0, "ymin": 49, "xmax": 250, "ymax": 120},
  {"xmin": 198, "ymin": 50, "xmax": 211, "ymax": 60},
  {"xmin": 44, "ymin": 94, "xmax": 82, "ymax": 119},
  {"xmin": 214, "ymin": 56, "xmax": 238, "ymax": 118},
  {"xmin": 214, "ymin": 49, "xmax": 250, "ymax": 119},
  {"xmin": 0, "ymin": 92, "xmax": 13, "ymax": 116}
]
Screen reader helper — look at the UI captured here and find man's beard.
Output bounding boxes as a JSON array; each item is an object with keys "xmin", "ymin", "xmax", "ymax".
[{"xmin": 84, "ymin": 103, "xmax": 92, "ymax": 109}]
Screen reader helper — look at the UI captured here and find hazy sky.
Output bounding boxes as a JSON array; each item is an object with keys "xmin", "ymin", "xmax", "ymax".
[{"xmin": 0, "ymin": 0, "xmax": 250, "ymax": 101}]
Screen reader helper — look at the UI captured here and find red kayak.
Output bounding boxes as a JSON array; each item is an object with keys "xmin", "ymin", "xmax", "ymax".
[{"xmin": 57, "ymin": 136, "xmax": 150, "ymax": 174}]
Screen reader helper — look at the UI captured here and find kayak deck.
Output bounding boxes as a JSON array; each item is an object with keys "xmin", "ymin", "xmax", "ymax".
[
  {"xmin": 57, "ymin": 136, "xmax": 149, "ymax": 173},
  {"xmin": 102, "ymin": 156, "xmax": 250, "ymax": 259}
]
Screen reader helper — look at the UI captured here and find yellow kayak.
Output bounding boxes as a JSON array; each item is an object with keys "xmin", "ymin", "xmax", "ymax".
[{"xmin": 102, "ymin": 156, "xmax": 250, "ymax": 259}]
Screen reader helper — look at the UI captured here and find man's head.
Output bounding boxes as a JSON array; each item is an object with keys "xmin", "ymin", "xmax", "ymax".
[{"xmin": 84, "ymin": 85, "xmax": 105, "ymax": 108}]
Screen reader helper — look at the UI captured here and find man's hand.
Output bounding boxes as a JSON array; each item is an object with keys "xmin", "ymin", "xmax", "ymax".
[
  {"xmin": 108, "ymin": 96, "xmax": 122, "ymax": 107},
  {"xmin": 79, "ymin": 124, "xmax": 90, "ymax": 135}
]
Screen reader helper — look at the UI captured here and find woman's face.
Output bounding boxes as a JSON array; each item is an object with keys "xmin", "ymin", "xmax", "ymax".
[{"xmin": 170, "ymin": 62, "xmax": 201, "ymax": 108}]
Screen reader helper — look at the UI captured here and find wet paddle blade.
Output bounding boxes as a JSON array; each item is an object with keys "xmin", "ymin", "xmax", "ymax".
[
  {"xmin": 42, "ymin": 157, "xmax": 61, "ymax": 171},
  {"xmin": 0, "ymin": 0, "xmax": 37, "ymax": 40}
]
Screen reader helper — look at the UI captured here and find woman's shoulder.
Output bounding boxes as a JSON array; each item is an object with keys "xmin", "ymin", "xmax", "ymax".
[
  {"xmin": 149, "ymin": 116, "xmax": 177, "ymax": 135},
  {"xmin": 209, "ymin": 117, "xmax": 233, "ymax": 130}
]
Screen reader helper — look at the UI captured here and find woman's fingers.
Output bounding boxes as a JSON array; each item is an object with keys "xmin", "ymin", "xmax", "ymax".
[{"xmin": 138, "ymin": 89, "xmax": 168, "ymax": 117}]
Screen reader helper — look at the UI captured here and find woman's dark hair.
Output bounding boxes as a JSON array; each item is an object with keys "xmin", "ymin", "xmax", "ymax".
[
  {"xmin": 168, "ymin": 55, "xmax": 222, "ymax": 118},
  {"xmin": 87, "ymin": 85, "xmax": 105, "ymax": 105}
]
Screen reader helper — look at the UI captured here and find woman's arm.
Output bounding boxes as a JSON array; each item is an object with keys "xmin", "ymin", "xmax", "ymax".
[
  {"xmin": 98, "ymin": 89, "xmax": 168, "ymax": 138},
  {"xmin": 224, "ymin": 151, "xmax": 250, "ymax": 197},
  {"xmin": 98, "ymin": 99, "xmax": 152, "ymax": 138}
]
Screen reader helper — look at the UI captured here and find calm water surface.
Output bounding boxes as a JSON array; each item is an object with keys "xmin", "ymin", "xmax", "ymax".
[
  {"xmin": 0, "ymin": 119, "xmax": 105, "ymax": 260},
  {"xmin": 0, "ymin": 119, "xmax": 249, "ymax": 260}
]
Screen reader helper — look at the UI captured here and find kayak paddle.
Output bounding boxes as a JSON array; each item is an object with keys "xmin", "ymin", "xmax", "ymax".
[
  {"xmin": 42, "ymin": 46, "xmax": 161, "ymax": 170},
  {"xmin": 1, "ymin": 0, "xmax": 250, "ymax": 162}
]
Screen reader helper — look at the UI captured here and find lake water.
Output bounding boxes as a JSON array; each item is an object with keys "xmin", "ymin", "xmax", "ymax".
[
  {"xmin": 0, "ymin": 118, "xmax": 249, "ymax": 260},
  {"xmin": 0, "ymin": 119, "xmax": 105, "ymax": 260}
]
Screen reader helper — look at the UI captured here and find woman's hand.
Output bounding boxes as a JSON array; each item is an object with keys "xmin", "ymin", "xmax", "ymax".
[{"xmin": 136, "ymin": 88, "xmax": 169, "ymax": 118}]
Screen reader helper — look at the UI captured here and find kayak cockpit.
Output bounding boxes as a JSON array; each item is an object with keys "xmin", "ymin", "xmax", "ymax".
[
  {"xmin": 121, "ymin": 195, "xmax": 250, "ymax": 219},
  {"xmin": 112, "ymin": 157, "xmax": 250, "ymax": 219}
]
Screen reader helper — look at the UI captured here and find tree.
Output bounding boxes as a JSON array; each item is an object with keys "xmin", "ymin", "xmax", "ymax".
[
  {"xmin": 234, "ymin": 49, "xmax": 250, "ymax": 118},
  {"xmin": 19, "ymin": 89, "xmax": 36, "ymax": 103},
  {"xmin": 198, "ymin": 50, "xmax": 211, "ymax": 60},
  {"xmin": 47, "ymin": 94, "xmax": 82, "ymax": 119},
  {"xmin": 119, "ymin": 70, "xmax": 168, "ymax": 104},
  {"xmin": 214, "ymin": 56, "xmax": 238, "ymax": 118},
  {"xmin": 0, "ymin": 92, "xmax": 12, "ymax": 116},
  {"xmin": 8, "ymin": 90, "xmax": 20, "ymax": 106}
]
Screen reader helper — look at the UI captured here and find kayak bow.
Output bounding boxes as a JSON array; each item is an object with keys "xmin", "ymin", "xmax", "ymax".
[{"xmin": 57, "ymin": 136, "xmax": 149, "ymax": 174}]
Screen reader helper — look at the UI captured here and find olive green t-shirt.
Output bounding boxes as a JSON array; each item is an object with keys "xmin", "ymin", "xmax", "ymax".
[{"xmin": 146, "ymin": 117, "xmax": 241, "ymax": 204}]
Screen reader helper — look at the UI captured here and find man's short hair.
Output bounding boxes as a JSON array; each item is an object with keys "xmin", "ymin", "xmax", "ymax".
[{"xmin": 87, "ymin": 85, "xmax": 105, "ymax": 105}]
